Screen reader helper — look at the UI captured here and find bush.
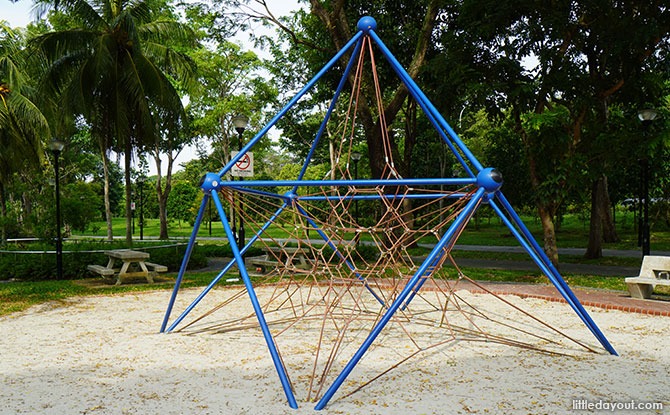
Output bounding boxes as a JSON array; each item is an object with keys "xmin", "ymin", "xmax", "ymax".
[
  {"xmin": 0, "ymin": 242, "xmax": 208, "ymax": 281},
  {"xmin": 195, "ymin": 243, "xmax": 263, "ymax": 258}
]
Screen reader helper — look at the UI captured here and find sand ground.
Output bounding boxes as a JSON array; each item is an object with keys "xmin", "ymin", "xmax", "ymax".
[{"xmin": 1, "ymin": 286, "xmax": 668, "ymax": 414}]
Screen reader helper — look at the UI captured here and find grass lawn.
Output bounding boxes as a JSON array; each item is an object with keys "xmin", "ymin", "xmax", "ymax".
[
  {"xmin": 0, "ymin": 272, "xmax": 221, "ymax": 316},
  {"xmin": 75, "ymin": 209, "xmax": 670, "ymax": 251}
]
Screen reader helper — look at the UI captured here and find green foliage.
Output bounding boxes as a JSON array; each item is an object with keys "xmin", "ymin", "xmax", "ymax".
[
  {"xmin": 521, "ymin": 105, "xmax": 583, "ymax": 208},
  {"xmin": 167, "ymin": 181, "xmax": 199, "ymax": 225},
  {"xmin": 0, "ymin": 242, "xmax": 207, "ymax": 281},
  {"xmin": 195, "ymin": 243, "xmax": 263, "ymax": 258},
  {"xmin": 62, "ymin": 182, "xmax": 102, "ymax": 232}
]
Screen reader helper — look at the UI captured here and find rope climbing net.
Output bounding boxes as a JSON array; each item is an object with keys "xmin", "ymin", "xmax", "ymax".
[{"xmin": 161, "ymin": 16, "xmax": 616, "ymax": 410}]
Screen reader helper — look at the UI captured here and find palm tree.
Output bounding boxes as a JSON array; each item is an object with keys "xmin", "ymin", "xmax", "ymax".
[
  {"xmin": 32, "ymin": 0, "xmax": 196, "ymax": 244},
  {"xmin": 0, "ymin": 23, "xmax": 49, "ymax": 243}
]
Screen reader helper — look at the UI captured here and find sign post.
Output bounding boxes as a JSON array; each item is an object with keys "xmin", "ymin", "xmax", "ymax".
[{"xmin": 231, "ymin": 151, "xmax": 254, "ymax": 177}]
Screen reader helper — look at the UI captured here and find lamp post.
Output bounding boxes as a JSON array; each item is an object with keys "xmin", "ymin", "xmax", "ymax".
[
  {"xmin": 49, "ymin": 139, "xmax": 65, "ymax": 280},
  {"xmin": 638, "ymin": 108, "xmax": 658, "ymax": 257},
  {"xmin": 131, "ymin": 189, "xmax": 136, "ymax": 235},
  {"xmin": 351, "ymin": 152, "xmax": 362, "ymax": 247},
  {"xmin": 138, "ymin": 175, "xmax": 146, "ymax": 240},
  {"xmin": 351, "ymin": 152, "xmax": 362, "ymax": 222},
  {"xmin": 232, "ymin": 114, "xmax": 249, "ymax": 271}
]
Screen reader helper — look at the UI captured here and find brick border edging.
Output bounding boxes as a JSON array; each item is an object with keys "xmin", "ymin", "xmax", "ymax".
[
  {"xmin": 318, "ymin": 279, "xmax": 670, "ymax": 317},
  {"xmin": 467, "ymin": 289, "xmax": 670, "ymax": 317}
]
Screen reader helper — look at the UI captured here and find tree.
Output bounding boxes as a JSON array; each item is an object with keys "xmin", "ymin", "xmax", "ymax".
[
  {"xmin": 220, "ymin": 0, "xmax": 441, "ymax": 180},
  {"xmin": 166, "ymin": 180, "xmax": 198, "ymax": 227},
  {"xmin": 61, "ymin": 181, "xmax": 101, "ymax": 233},
  {"xmin": 438, "ymin": 0, "xmax": 670, "ymax": 263},
  {"xmin": 222, "ymin": 0, "xmax": 449, "ymax": 246},
  {"xmin": 32, "ymin": 0, "xmax": 197, "ymax": 244},
  {"xmin": 0, "ymin": 23, "xmax": 49, "ymax": 243}
]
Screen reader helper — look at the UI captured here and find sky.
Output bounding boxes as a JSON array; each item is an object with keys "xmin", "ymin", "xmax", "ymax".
[
  {"xmin": 4, "ymin": 0, "xmax": 34, "ymax": 27},
  {"xmin": 2, "ymin": 0, "xmax": 303, "ymax": 176}
]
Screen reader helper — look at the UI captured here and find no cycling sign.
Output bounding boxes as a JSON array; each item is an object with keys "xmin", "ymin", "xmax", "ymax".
[{"xmin": 231, "ymin": 151, "xmax": 254, "ymax": 177}]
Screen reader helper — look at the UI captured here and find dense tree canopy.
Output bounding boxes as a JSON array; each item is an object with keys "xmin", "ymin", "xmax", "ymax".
[{"xmin": 0, "ymin": 0, "xmax": 669, "ymax": 268}]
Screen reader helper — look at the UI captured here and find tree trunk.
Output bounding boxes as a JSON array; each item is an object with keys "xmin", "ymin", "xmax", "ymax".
[
  {"xmin": 600, "ymin": 176, "xmax": 618, "ymax": 243},
  {"xmin": 538, "ymin": 205, "xmax": 559, "ymax": 266},
  {"xmin": 585, "ymin": 174, "xmax": 619, "ymax": 259},
  {"xmin": 521, "ymin": 123, "xmax": 561, "ymax": 267},
  {"xmin": 101, "ymin": 148, "xmax": 114, "ymax": 241},
  {"xmin": 0, "ymin": 181, "xmax": 6, "ymax": 244},
  {"xmin": 585, "ymin": 178, "xmax": 604, "ymax": 259},
  {"xmin": 124, "ymin": 140, "xmax": 133, "ymax": 246}
]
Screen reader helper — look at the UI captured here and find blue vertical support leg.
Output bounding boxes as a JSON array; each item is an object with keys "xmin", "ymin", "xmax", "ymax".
[
  {"xmin": 165, "ymin": 203, "xmax": 289, "ymax": 333},
  {"xmin": 492, "ymin": 193, "xmax": 618, "ymax": 355},
  {"xmin": 161, "ymin": 192, "xmax": 209, "ymax": 333},
  {"xmin": 210, "ymin": 189, "xmax": 299, "ymax": 409}
]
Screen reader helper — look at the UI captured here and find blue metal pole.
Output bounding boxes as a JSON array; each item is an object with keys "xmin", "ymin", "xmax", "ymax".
[
  {"xmin": 165, "ymin": 203, "xmax": 288, "ymax": 333},
  {"xmin": 296, "ymin": 38, "xmax": 364, "ymax": 185},
  {"xmin": 161, "ymin": 193, "xmax": 209, "ymax": 333},
  {"xmin": 297, "ymin": 192, "xmax": 469, "ymax": 202},
  {"xmin": 400, "ymin": 198, "xmax": 472, "ymax": 311},
  {"xmin": 218, "ymin": 31, "xmax": 364, "ymax": 178},
  {"xmin": 211, "ymin": 190, "xmax": 299, "ymax": 409},
  {"xmin": 235, "ymin": 186, "xmax": 292, "ymax": 201},
  {"xmin": 314, "ymin": 187, "xmax": 486, "ymax": 410},
  {"xmin": 368, "ymin": 30, "xmax": 484, "ymax": 175},
  {"xmin": 222, "ymin": 177, "xmax": 476, "ymax": 189},
  {"xmin": 488, "ymin": 200, "xmax": 591, "ymax": 320},
  {"xmin": 492, "ymin": 193, "xmax": 617, "ymax": 355}
]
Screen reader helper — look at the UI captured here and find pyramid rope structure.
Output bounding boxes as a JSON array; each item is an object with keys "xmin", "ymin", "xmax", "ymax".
[{"xmin": 160, "ymin": 16, "xmax": 617, "ymax": 410}]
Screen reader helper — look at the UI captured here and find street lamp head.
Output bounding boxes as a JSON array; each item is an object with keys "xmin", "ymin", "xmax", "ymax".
[
  {"xmin": 638, "ymin": 108, "xmax": 658, "ymax": 126},
  {"xmin": 351, "ymin": 152, "xmax": 362, "ymax": 162},
  {"xmin": 48, "ymin": 139, "xmax": 65, "ymax": 154},
  {"xmin": 232, "ymin": 114, "xmax": 249, "ymax": 135}
]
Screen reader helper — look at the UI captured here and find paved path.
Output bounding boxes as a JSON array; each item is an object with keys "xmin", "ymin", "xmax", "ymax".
[
  {"xmin": 452, "ymin": 257, "xmax": 640, "ymax": 277},
  {"xmin": 452, "ymin": 244, "xmax": 670, "ymax": 258}
]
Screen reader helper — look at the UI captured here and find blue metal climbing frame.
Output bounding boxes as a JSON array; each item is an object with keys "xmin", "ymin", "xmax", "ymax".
[{"xmin": 160, "ymin": 15, "xmax": 617, "ymax": 411}]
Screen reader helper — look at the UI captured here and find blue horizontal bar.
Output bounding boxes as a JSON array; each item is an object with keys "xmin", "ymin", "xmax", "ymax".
[
  {"xmin": 220, "ymin": 177, "xmax": 476, "ymax": 189},
  {"xmin": 297, "ymin": 193, "xmax": 470, "ymax": 202}
]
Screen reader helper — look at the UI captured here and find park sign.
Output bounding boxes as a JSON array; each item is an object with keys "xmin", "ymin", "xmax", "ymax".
[{"xmin": 230, "ymin": 151, "xmax": 254, "ymax": 177}]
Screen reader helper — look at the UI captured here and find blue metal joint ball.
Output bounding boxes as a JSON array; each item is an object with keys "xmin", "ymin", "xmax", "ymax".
[
  {"xmin": 476, "ymin": 167, "xmax": 503, "ymax": 193},
  {"xmin": 200, "ymin": 172, "xmax": 222, "ymax": 194},
  {"xmin": 357, "ymin": 16, "xmax": 377, "ymax": 33},
  {"xmin": 283, "ymin": 190, "xmax": 298, "ymax": 202}
]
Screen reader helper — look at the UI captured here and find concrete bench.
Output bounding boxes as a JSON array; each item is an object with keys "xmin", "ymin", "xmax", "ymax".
[
  {"xmin": 145, "ymin": 262, "xmax": 168, "ymax": 273},
  {"xmin": 246, "ymin": 254, "xmax": 278, "ymax": 273},
  {"xmin": 87, "ymin": 264, "xmax": 115, "ymax": 277},
  {"xmin": 625, "ymin": 256, "xmax": 670, "ymax": 299}
]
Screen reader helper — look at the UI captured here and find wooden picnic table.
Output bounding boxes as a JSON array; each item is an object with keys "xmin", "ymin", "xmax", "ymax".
[{"xmin": 87, "ymin": 249, "xmax": 167, "ymax": 285}]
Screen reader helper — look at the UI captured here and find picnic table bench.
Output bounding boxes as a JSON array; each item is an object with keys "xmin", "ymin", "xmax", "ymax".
[
  {"xmin": 246, "ymin": 243, "xmax": 357, "ymax": 274},
  {"xmin": 247, "ymin": 246, "xmax": 314, "ymax": 273},
  {"xmin": 246, "ymin": 254, "xmax": 279, "ymax": 273},
  {"xmin": 87, "ymin": 249, "xmax": 167, "ymax": 285},
  {"xmin": 625, "ymin": 255, "xmax": 670, "ymax": 299}
]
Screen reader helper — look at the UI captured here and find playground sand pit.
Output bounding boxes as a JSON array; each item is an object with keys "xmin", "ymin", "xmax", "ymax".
[{"xmin": 1, "ymin": 286, "xmax": 668, "ymax": 414}]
